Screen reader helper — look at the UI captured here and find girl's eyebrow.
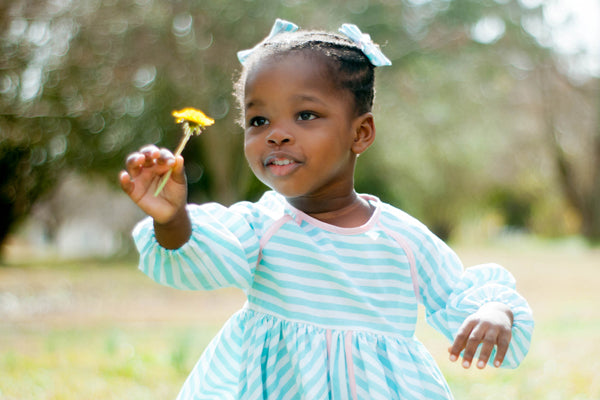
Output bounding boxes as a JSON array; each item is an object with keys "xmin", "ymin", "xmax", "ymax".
[
  {"xmin": 245, "ymin": 98, "xmax": 264, "ymax": 110},
  {"xmin": 246, "ymin": 94, "xmax": 325, "ymax": 111}
]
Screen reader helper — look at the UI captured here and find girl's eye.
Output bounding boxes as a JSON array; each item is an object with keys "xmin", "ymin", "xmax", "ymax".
[
  {"xmin": 297, "ymin": 111, "xmax": 317, "ymax": 121},
  {"xmin": 249, "ymin": 116, "xmax": 269, "ymax": 127}
]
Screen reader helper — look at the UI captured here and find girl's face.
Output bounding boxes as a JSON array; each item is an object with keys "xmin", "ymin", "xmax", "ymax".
[{"xmin": 243, "ymin": 53, "xmax": 369, "ymax": 205}]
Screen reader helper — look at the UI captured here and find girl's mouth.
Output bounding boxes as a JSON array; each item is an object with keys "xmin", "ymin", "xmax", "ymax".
[{"xmin": 264, "ymin": 156, "xmax": 300, "ymax": 176}]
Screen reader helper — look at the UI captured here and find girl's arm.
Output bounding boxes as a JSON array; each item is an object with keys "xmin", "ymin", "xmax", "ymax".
[
  {"xmin": 132, "ymin": 203, "xmax": 261, "ymax": 291},
  {"xmin": 123, "ymin": 144, "xmax": 261, "ymax": 292},
  {"xmin": 413, "ymin": 234, "xmax": 534, "ymax": 370}
]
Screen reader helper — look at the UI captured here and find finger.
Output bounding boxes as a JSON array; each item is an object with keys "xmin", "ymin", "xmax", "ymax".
[
  {"xmin": 461, "ymin": 324, "xmax": 488, "ymax": 368},
  {"xmin": 157, "ymin": 148, "xmax": 176, "ymax": 166},
  {"xmin": 449, "ymin": 319, "xmax": 476, "ymax": 362},
  {"xmin": 140, "ymin": 144, "xmax": 160, "ymax": 154},
  {"xmin": 119, "ymin": 170, "xmax": 133, "ymax": 194},
  {"xmin": 125, "ymin": 153, "xmax": 145, "ymax": 177},
  {"xmin": 171, "ymin": 155, "xmax": 186, "ymax": 184},
  {"xmin": 140, "ymin": 145, "xmax": 160, "ymax": 167},
  {"xmin": 476, "ymin": 329, "xmax": 499, "ymax": 369},
  {"xmin": 493, "ymin": 329, "xmax": 512, "ymax": 368}
]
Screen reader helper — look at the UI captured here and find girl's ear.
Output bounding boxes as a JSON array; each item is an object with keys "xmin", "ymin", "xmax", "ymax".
[{"xmin": 351, "ymin": 112, "xmax": 376, "ymax": 155}]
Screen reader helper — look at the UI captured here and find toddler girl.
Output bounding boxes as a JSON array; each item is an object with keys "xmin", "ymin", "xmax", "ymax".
[{"xmin": 120, "ymin": 19, "xmax": 534, "ymax": 400}]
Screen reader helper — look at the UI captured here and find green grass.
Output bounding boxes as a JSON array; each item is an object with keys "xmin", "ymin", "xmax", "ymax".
[
  {"xmin": 0, "ymin": 325, "xmax": 218, "ymax": 399},
  {"xmin": 1, "ymin": 240, "xmax": 599, "ymax": 399}
]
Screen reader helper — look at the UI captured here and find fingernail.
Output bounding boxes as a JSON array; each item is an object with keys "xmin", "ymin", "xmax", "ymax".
[
  {"xmin": 462, "ymin": 360, "xmax": 470, "ymax": 368},
  {"xmin": 449, "ymin": 354, "xmax": 457, "ymax": 362},
  {"xmin": 494, "ymin": 361, "xmax": 501, "ymax": 368},
  {"xmin": 477, "ymin": 360, "xmax": 485, "ymax": 369}
]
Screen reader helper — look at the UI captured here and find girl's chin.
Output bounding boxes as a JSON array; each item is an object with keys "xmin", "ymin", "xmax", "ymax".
[{"xmin": 261, "ymin": 182, "xmax": 307, "ymax": 199}]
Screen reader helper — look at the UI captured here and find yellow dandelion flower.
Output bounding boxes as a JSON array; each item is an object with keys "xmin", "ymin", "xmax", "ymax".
[
  {"xmin": 172, "ymin": 107, "xmax": 215, "ymax": 128},
  {"xmin": 154, "ymin": 107, "xmax": 214, "ymax": 197}
]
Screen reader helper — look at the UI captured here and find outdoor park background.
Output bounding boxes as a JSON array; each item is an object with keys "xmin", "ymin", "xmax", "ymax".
[{"xmin": 1, "ymin": 0, "xmax": 599, "ymax": 398}]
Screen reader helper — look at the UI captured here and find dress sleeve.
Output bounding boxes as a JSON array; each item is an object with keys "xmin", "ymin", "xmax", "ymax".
[
  {"xmin": 414, "ymin": 232, "xmax": 534, "ymax": 369},
  {"xmin": 132, "ymin": 202, "xmax": 260, "ymax": 291}
]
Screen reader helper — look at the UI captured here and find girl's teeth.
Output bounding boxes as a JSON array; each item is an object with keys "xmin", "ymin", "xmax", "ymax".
[{"xmin": 273, "ymin": 159, "xmax": 292, "ymax": 165}]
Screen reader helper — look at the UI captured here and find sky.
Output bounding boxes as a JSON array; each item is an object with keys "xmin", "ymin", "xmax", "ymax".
[
  {"xmin": 545, "ymin": 0, "xmax": 600, "ymax": 78},
  {"xmin": 468, "ymin": 0, "xmax": 598, "ymax": 79}
]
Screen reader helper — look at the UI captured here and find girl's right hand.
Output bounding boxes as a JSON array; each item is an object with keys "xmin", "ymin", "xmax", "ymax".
[{"xmin": 119, "ymin": 145, "xmax": 187, "ymax": 224}]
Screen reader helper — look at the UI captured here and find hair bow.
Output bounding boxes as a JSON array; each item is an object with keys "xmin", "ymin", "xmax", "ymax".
[
  {"xmin": 236, "ymin": 19, "xmax": 392, "ymax": 67},
  {"xmin": 237, "ymin": 19, "xmax": 299, "ymax": 64},
  {"xmin": 338, "ymin": 23, "xmax": 392, "ymax": 67}
]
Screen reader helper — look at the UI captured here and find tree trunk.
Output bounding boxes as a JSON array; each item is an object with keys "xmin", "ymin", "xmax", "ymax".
[
  {"xmin": 0, "ymin": 143, "xmax": 57, "ymax": 258},
  {"xmin": 581, "ymin": 93, "xmax": 600, "ymax": 242},
  {"xmin": 539, "ymin": 66, "xmax": 600, "ymax": 243}
]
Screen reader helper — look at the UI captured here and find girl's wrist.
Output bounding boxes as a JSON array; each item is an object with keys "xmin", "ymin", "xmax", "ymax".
[{"xmin": 154, "ymin": 205, "xmax": 192, "ymax": 249}]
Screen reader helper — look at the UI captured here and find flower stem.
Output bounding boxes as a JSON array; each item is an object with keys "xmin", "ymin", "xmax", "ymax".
[{"xmin": 153, "ymin": 123, "xmax": 201, "ymax": 197}]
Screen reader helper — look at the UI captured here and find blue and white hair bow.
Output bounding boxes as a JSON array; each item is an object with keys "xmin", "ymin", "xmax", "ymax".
[
  {"xmin": 237, "ymin": 19, "xmax": 392, "ymax": 67},
  {"xmin": 338, "ymin": 23, "xmax": 392, "ymax": 67},
  {"xmin": 237, "ymin": 19, "xmax": 299, "ymax": 64}
]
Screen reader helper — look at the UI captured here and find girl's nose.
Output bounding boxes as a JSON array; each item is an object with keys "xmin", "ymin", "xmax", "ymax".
[{"xmin": 266, "ymin": 128, "xmax": 293, "ymax": 146}]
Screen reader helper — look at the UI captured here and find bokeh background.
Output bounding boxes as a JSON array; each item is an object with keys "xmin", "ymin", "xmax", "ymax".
[{"xmin": 1, "ymin": 0, "xmax": 599, "ymax": 399}]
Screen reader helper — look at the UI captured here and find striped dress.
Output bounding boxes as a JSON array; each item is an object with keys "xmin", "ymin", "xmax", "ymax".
[{"xmin": 133, "ymin": 191, "xmax": 534, "ymax": 399}]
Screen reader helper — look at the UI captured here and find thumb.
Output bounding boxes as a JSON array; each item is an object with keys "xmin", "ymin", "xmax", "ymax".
[{"xmin": 171, "ymin": 155, "xmax": 187, "ymax": 184}]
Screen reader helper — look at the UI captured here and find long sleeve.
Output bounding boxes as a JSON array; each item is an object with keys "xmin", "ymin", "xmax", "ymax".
[
  {"xmin": 133, "ymin": 202, "xmax": 261, "ymax": 291},
  {"xmin": 413, "ymin": 231, "xmax": 534, "ymax": 369}
]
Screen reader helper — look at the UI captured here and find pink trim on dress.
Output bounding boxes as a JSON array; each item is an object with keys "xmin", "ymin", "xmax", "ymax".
[
  {"xmin": 284, "ymin": 194, "xmax": 381, "ymax": 235},
  {"xmin": 378, "ymin": 224, "xmax": 422, "ymax": 303},
  {"xmin": 257, "ymin": 214, "xmax": 293, "ymax": 264},
  {"xmin": 345, "ymin": 331, "xmax": 358, "ymax": 400},
  {"xmin": 326, "ymin": 329, "xmax": 332, "ymax": 393},
  {"xmin": 325, "ymin": 329, "xmax": 358, "ymax": 400}
]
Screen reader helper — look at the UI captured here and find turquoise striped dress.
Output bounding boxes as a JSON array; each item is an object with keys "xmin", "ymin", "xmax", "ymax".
[{"xmin": 133, "ymin": 191, "xmax": 534, "ymax": 399}]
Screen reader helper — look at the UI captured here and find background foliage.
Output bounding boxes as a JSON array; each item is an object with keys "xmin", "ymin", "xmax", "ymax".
[{"xmin": 1, "ymin": 0, "xmax": 598, "ymax": 256}]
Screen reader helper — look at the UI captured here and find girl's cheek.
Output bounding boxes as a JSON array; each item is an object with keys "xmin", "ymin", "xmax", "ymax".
[{"xmin": 243, "ymin": 136, "xmax": 259, "ymax": 161}]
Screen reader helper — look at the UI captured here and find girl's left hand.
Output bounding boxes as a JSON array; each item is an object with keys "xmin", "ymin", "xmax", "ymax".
[{"xmin": 448, "ymin": 302, "xmax": 513, "ymax": 369}]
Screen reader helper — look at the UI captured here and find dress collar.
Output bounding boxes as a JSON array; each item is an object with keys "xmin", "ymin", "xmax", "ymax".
[{"xmin": 281, "ymin": 193, "xmax": 381, "ymax": 235}]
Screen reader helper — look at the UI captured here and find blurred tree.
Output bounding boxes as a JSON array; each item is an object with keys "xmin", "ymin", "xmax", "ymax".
[
  {"xmin": 358, "ymin": 0, "xmax": 547, "ymax": 238},
  {"xmin": 0, "ymin": 0, "xmax": 257, "ymax": 252},
  {"xmin": 358, "ymin": 0, "xmax": 600, "ymax": 241},
  {"xmin": 0, "ymin": 0, "xmax": 598, "ymax": 256},
  {"xmin": 537, "ymin": 65, "xmax": 600, "ymax": 241}
]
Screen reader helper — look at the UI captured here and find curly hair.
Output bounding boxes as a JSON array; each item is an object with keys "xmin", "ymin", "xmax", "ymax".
[{"xmin": 234, "ymin": 30, "xmax": 376, "ymax": 125}]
